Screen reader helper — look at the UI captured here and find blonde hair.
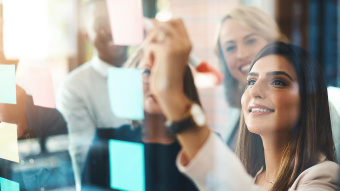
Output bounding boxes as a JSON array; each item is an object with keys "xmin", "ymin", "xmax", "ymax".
[{"xmin": 215, "ymin": 5, "xmax": 288, "ymax": 107}]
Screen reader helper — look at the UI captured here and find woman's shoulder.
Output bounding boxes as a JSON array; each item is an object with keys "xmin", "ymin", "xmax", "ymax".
[{"xmin": 290, "ymin": 160, "xmax": 339, "ymax": 190}]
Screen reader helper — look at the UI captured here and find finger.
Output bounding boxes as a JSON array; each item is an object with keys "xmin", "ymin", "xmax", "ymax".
[
  {"xmin": 155, "ymin": 22, "xmax": 178, "ymax": 39},
  {"xmin": 151, "ymin": 19, "xmax": 159, "ymax": 27},
  {"xmin": 167, "ymin": 19, "xmax": 191, "ymax": 47},
  {"xmin": 144, "ymin": 27, "xmax": 159, "ymax": 45},
  {"xmin": 144, "ymin": 42, "xmax": 162, "ymax": 67},
  {"xmin": 173, "ymin": 19, "xmax": 191, "ymax": 40}
]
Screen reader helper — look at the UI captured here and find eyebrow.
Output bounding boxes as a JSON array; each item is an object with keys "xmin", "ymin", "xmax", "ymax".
[
  {"xmin": 246, "ymin": 71, "xmax": 293, "ymax": 80},
  {"xmin": 224, "ymin": 33, "xmax": 257, "ymax": 45}
]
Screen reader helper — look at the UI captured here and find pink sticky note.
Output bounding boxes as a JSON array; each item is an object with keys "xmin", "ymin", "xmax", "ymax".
[
  {"xmin": 106, "ymin": 0, "xmax": 144, "ymax": 45},
  {"xmin": 29, "ymin": 67, "xmax": 55, "ymax": 108}
]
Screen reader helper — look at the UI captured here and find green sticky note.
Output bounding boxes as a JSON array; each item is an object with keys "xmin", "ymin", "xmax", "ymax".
[
  {"xmin": 109, "ymin": 139, "xmax": 145, "ymax": 191},
  {"xmin": 108, "ymin": 68, "xmax": 144, "ymax": 120},
  {"xmin": 0, "ymin": 65, "xmax": 16, "ymax": 104},
  {"xmin": 0, "ymin": 177, "xmax": 19, "ymax": 191}
]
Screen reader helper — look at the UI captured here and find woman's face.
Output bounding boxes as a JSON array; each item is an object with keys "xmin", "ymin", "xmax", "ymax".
[
  {"xmin": 139, "ymin": 55, "xmax": 163, "ymax": 115},
  {"xmin": 219, "ymin": 19, "xmax": 269, "ymax": 84},
  {"xmin": 241, "ymin": 55, "xmax": 301, "ymax": 135}
]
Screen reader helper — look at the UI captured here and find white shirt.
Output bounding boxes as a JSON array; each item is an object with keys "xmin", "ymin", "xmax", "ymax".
[
  {"xmin": 57, "ymin": 56, "xmax": 128, "ymax": 190},
  {"xmin": 177, "ymin": 133, "xmax": 339, "ymax": 191}
]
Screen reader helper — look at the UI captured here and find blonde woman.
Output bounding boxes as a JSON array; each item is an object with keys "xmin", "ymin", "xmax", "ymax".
[{"xmin": 215, "ymin": 6, "xmax": 288, "ymax": 149}]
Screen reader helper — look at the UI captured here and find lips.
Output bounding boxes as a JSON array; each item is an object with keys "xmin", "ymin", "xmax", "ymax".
[
  {"xmin": 148, "ymin": 94, "xmax": 158, "ymax": 102},
  {"xmin": 248, "ymin": 104, "xmax": 274, "ymax": 114}
]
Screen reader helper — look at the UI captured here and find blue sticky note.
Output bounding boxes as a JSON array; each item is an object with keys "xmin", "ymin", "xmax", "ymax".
[
  {"xmin": 0, "ymin": 177, "xmax": 19, "ymax": 191},
  {"xmin": 108, "ymin": 68, "xmax": 144, "ymax": 120},
  {"xmin": 109, "ymin": 139, "xmax": 145, "ymax": 191},
  {"xmin": 0, "ymin": 65, "xmax": 16, "ymax": 104}
]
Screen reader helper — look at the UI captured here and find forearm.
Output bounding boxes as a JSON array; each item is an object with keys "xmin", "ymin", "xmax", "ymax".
[
  {"xmin": 157, "ymin": 91, "xmax": 211, "ymax": 161},
  {"xmin": 177, "ymin": 133, "xmax": 263, "ymax": 191},
  {"xmin": 176, "ymin": 125, "xmax": 211, "ymax": 162}
]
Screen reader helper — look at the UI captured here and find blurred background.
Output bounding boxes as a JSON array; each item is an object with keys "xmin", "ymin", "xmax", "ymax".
[{"xmin": 0, "ymin": 0, "xmax": 339, "ymax": 190}]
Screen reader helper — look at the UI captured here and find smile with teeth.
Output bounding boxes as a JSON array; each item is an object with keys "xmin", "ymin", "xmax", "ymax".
[
  {"xmin": 249, "ymin": 108, "xmax": 274, "ymax": 113},
  {"xmin": 240, "ymin": 64, "xmax": 251, "ymax": 72}
]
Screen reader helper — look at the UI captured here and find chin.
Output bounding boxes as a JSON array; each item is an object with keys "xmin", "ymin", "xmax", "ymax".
[
  {"xmin": 144, "ymin": 99, "xmax": 163, "ymax": 115},
  {"xmin": 144, "ymin": 106, "xmax": 163, "ymax": 115},
  {"xmin": 246, "ymin": 125, "xmax": 262, "ymax": 135},
  {"xmin": 245, "ymin": 119, "xmax": 268, "ymax": 135},
  {"xmin": 144, "ymin": 109, "xmax": 163, "ymax": 115}
]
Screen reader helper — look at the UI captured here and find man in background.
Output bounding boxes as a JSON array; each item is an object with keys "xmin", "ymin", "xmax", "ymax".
[{"xmin": 57, "ymin": 0, "xmax": 128, "ymax": 190}]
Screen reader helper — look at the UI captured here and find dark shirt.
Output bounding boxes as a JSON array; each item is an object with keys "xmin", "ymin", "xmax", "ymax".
[
  {"xmin": 82, "ymin": 126, "xmax": 198, "ymax": 191},
  {"xmin": 25, "ymin": 95, "xmax": 67, "ymax": 142},
  {"xmin": 1, "ymin": 95, "xmax": 74, "ymax": 190}
]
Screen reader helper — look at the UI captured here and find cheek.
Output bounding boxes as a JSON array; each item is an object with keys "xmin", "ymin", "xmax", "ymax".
[
  {"xmin": 273, "ymin": 92, "xmax": 301, "ymax": 128},
  {"xmin": 142, "ymin": 83, "xmax": 148, "ymax": 96},
  {"xmin": 224, "ymin": 52, "xmax": 237, "ymax": 70},
  {"xmin": 245, "ymin": 41, "xmax": 268, "ymax": 64},
  {"xmin": 241, "ymin": 90, "xmax": 250, "ymax": 115}
]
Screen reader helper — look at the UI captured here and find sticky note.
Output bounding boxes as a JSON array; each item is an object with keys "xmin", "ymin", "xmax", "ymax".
[
  {"xmin": 0, "ymin": 177, "xmax": 19, "ymax": 191},
  {"xmin": 109, "ymin": 140, "xmax": 145, "ymax": 191},
  {"xmin": 106, "ymin": 0, "xmax": 144, "ymax": 45},
  {"xmin": 0, "ymin": 122, "xmax": 19, "ymax": 163},
  {"xmin": 0, "ymin": 65, "xmax": 16, "ymax": 104},
  {"xmin": 108, "ymin": 68, "xmax": 144, "ymax": 120},
  {"xmin": 29, "ymin": 67, "xmax": 56, "ymax": 108}
]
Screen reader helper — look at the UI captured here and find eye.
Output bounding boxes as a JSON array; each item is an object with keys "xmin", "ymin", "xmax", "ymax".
[
  {"xmin": 142, "ymin": 69, "xmax": 151, "ymax": 75},
  {"xmin": 246, "ymin": 38, "xmax": 257, "ymax": 45},
  {"xmin": 141, "ymin": 69, "xmax": 151, "ymax": 83},
  {"xmin": 226, "ymin": 45, "xmax": 236, "ymax": 52},
  {"xmin": 247, "ymin": 79, "xmax": 256, "ymax": 87},
  {"xmin": 271, "ymin": 79, "xmax": 287, "ymax": 87}
]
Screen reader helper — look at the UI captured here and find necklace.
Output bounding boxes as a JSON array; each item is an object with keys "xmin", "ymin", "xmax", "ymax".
[{"xmin": 263, "ymin": 171, "xmax": 274, "ymax": 184}]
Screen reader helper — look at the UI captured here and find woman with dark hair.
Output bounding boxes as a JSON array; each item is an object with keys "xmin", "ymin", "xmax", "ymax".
[{"xmin": 145, "ymin": 19, "xmax": 339, "ymax": 190}]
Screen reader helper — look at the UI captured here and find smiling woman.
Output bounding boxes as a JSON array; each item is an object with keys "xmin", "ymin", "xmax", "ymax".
[
  {"xmin": 236, "ymin": 42, "xmax": 337, "ymax": 190},
  {"xmin": 144, "ymin": 18, "xmax": 339, "ymax": 191},
  {"xmin": 242, "ymin": 55, "xmax": 301, "ymax": 135}
]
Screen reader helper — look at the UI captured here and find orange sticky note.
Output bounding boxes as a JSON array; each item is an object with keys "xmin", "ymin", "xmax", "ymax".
[
  {"xmin": 0, "ymin": 122, "xmax": 19, "ymax": 163},
  {"xmin": 29, "ymin": 67, "xmax": 56, "ymax": 108},
  {"xmin": 106, "ymin": 0, "xmax": 144, "ymax": 45}
]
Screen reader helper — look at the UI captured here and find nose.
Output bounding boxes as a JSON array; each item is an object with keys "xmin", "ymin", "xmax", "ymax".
[
  {"xmin": 236, "ymin": 44, "xmax": 250, "ymax": 62},
  {"xmin": 249, "ymin": 80, "xmax": 266, "ymax": 99}
]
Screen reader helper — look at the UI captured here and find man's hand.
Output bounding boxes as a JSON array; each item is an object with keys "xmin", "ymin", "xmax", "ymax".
[{"xmin": 0, "ymin": 85, "xmax": 28, "ymax": 138}]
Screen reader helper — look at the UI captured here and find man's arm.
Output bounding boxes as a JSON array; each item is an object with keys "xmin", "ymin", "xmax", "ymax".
[{"xmin": 57, "ymin": 80, "xmax": 96, "ymax": 190}]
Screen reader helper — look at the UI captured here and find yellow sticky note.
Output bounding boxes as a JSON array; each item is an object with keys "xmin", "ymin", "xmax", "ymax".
[{"xmin": 0, "ymin": 122, "xmax": 19, "ymax": 163}]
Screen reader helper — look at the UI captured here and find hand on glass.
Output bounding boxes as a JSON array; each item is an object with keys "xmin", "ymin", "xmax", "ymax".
[{"xmin": 144, "ymin": 19, "xmax": 192, "ymax": 121}]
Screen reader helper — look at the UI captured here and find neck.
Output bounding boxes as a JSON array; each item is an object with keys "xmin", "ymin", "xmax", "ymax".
[
  {"xmin": 142, "ymin": 113, "xmax": 175, "ymax": 144},
  {"xmin": 261, "ymin": 131, "xmax": 291, "ymax": 181},
  {"xmin": 97, "ymin": 53, "xmax": 127, "ymax": 67}
]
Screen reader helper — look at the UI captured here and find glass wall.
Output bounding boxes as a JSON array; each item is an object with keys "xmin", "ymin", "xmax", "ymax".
[{"xmin": 0, "ymin": 0, "xmax": 339, "ymax": 190}]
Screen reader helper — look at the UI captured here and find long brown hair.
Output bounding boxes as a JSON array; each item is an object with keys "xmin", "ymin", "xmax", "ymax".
[{"xmin": 236, "ymin": 42, "xmax": 337, "ymax": 191}]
